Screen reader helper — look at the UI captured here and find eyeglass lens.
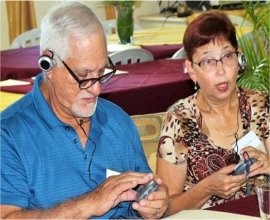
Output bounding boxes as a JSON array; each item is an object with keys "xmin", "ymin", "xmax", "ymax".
[
  {"xmin": 61, "ymin": 57, "xmax": 116, "ymax": 89},
  {"xmin": 195, "ymin": 52, "xmax": 238, "ymax": 72}
]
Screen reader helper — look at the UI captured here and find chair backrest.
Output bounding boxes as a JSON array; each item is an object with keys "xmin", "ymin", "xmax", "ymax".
[
  {"xmin": 11, "ymin": 28, "xmax": 41, "ymax": 49},
  {"xmin": 131, "ymin": 112, "xmax": 165, "ymax": 173},
  {"xmin": 109, "ymin": 48, "xmax": 154, "ymax": 65},
  {"xmin": 171, "ymin": 47, "xmax": 186, "ymax": 59},
  {"xmin": 102, "ymin": 19, "xmax": 117, "ymax": 35},
  {"xmin": 228, "ymin": 15, "xmax": 252, "ymax": 27},
  {"xmin": 102, "ymin": 19, "xmax": 141, "ymax": 35}
]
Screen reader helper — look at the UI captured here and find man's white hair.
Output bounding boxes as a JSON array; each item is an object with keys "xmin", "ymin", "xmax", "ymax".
[{"xmin": 40, "ymin": 1, "xmax": 104, "ymax": 60}]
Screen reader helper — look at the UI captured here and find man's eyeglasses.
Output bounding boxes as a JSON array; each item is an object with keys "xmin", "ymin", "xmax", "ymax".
[
  {"xmin": 61, "ymin": 57, "xmax": 116, "ymax": 89},
  {"xmin": 192, "ymin": 51, "xmax": 239, "ymax": 72}
]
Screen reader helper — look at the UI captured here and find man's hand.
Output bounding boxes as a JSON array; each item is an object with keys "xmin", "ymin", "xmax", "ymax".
[
  {"xmin": 89, "ymin": 172, "xmax": 153, "ymax": 217},
  {"xmin": 132, "ymin": 176, "xmax": 169, "ymax": 219}
]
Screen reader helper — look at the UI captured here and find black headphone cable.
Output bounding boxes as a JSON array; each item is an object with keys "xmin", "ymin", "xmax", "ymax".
[{"xmin": 45, "ymin": 73, "xmax": 98, "ymax": 186}]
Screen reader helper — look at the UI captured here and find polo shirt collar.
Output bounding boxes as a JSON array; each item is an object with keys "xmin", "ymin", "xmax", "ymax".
[
  {"xmin": 32, "ymin": 73, "xmax": 106, "ymax": 134},
  {"xmin": 32, "ymin": 73, "xmax": 63, "ymax": 128}
]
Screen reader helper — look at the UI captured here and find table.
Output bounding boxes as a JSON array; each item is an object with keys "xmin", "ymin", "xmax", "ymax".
[
  {"xmin": 1, "ymin": 25, "xmax": 251, "ymax": 81},
  {"xmin": 0, "ymin": 46, "xmax": 40, "ymax": 81},
  {"xmin": 107, "ymin": 25, "xmax": 252, "ymax": 46},
  {"xmin": 107, "ymin": 26, "xmax": 186, "ymax": 46},
  {"xmin": 1, "ymin": 25, "xmax": 250, "ymax": 113},
  {"xmin": 101, "ymin": 59, "xmax": 193, "ymax": 115},
  {"xmin": 138, "ymin": 9, "xmax": 248, "ymax": 29},
  {"xmin": 0, "ymin": 59, "xmax": 194, "ymax": 115},
  {"xmin": 0, "ymin": 44, "xmax": 181, "ymax": 81},
  {"xmin": 207, "ymin": 194, "xmax": 260, "ymax": 217},
  {"xmin": 165, "ymin": 194, "xmax": 260, "ymax": 219},
  {"xmin": 138, "ymin": 14, "xmax": 187, "ymax": 29}
]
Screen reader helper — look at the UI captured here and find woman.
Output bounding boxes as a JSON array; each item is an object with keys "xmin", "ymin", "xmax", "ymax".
[{"xmin": 156, "ymin": 11, "xmax": 269, "ymax": 215}]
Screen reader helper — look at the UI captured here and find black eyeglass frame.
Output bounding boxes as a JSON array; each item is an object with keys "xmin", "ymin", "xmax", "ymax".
[
  {"xmin": 61, "ymin": 56, "xmax": 116, "ymax": 90},
  {"xmin": 192, "ymin": 51, "xmax": 239, "ymax": 70}
]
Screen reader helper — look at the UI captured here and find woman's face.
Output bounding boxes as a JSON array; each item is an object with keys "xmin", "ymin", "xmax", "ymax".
[{"xmin": 185, "ymin": 37, "xmax": 240, "ymax": 101}]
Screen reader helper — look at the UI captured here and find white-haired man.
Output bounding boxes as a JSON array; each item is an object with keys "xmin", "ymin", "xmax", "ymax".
[{"xmin": 1, "ymin": 2, "xmax": 168, "ymax": 219}]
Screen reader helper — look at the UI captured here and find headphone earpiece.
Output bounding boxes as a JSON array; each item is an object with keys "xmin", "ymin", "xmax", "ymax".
[
  {"xmin": 237, "ymin": 53, "xmax": 247, "ymax": 69},
  {"xmin": 38, "ymin": 54, "xmax": 56, "ymax": 71}
]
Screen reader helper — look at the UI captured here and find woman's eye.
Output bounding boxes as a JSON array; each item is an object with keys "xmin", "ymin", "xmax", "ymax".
[
  {"xmin": 225, "ymin": 53, "xmax": 233, "ymax": 59},
  {"xmin": 201, "ymin": 59, "xmax": 212, "ymax": 66}
]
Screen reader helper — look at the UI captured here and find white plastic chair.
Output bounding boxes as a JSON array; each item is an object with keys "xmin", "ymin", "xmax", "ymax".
[
  {"xmin": 11, "ymin": 28, "xmax": 40, "ymax": 49},
  {"xmin": 171, "ymin": 47, "xmax": 188, "ymax": 74},
  {"xmin": 171, "ymin": 47, "xmax": 186, "ymax": 59},
  {"xmin": 102, "ymin": 19, "xmax": 142, "ymax": 35},
  {"xmin": 109, "ymin": 48, "xmax": 154, "ymax": 65},
  {"xmin": 131, "ymin": 112, "xmax": 165, "ymax": 172},
  {"xmin": 228, "ymin": 15, "xmax": 252, "ymax": 27},
  {"xmin": 102, "ymin": 19, "xmax": 117, "ymax": 35}
]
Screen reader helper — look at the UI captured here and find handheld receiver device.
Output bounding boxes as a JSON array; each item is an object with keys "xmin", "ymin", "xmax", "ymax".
[
  {"xmin": 232, "ymin": 158, "xmax": 257, "ymax": 175},
  {"xmin": 136, "ymin": 180, "xmax": 159, "ymax": 201}
]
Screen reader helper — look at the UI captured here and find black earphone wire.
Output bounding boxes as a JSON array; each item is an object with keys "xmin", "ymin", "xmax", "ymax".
[
  {"xmin": 45, "ymin": 73, "xmax": 134, "ymax": 217},
  {"xmin": 45, "ymin": 73, "xmax": 98, "ymax": 186},
  {"xmin": 45, "ymin": 73, "xmax": 90, "ymax": 134}
]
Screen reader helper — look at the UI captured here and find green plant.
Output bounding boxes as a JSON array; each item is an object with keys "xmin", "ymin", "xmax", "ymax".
[
  {"xmin": 237, "ymin": 1, "xmax": 270, "ymax": 93},
  {"xmin": 101, "ymin": 1, "xmax": 141, "ymax": 44},
  {"xmin": 103, "ymin": 0, "xmax": 141, "ymax": 8}
]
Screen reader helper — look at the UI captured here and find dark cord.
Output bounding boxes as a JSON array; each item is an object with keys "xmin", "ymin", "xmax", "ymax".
[
  {"xmin": 231, "ymin": 101, "xmax": 241, "ymax": 163},
  {"xmin": 243, "ymin": 151, "xmax": 254, "ymax": 164},
  {"xmin": 45, "ymin": 73, "xmax": 91, "ymax": 130},
  {"xmin": 234, "ymin": 132, "xmax": 240, "ymax": 163},
  {"xmin": 45, "ymin": 73, "xmax": 98, "ymax": 186},
  {"xmin": 88, "ymin": 137, "xmax": 98, "ymax": 186},
  {"xmin": 242, "ymin": 151, "xmax": 255, "ymax": 196}
]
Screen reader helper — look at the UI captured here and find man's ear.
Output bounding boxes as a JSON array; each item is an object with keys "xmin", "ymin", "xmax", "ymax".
[
  {"xmin": 185, "ymin": 59, "xmax": 197, "ymax": 83},
  {"xmin": 38, "ymin": 50, "xmax": 55, "ymax": 72}
]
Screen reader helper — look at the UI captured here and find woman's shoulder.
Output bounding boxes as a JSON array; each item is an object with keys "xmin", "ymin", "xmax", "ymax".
[
  {"xmin": 167, "ymin": 92, "xmax": 197, "ymax": 114},
  {"xmin": 166, "ymin": 92, "xmax": 198, "ymax": 118},
  {"xmin": 240, "ymin": 87, "xmax": 268, "ymax": 97},
  {"xmin": 239, "ymin": 88, "xmax": 269, "ymax": 108}
]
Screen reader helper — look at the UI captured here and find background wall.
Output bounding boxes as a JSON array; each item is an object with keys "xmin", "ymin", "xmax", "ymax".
[{"xmin": 0, "ymin": 0, "xmax": 162, "ymax": 51}]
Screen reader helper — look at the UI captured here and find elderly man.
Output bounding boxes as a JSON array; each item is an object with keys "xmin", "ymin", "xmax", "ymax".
[{"xmin": 1, "ymin": 2, "xmax": 168, "ymax": 219}]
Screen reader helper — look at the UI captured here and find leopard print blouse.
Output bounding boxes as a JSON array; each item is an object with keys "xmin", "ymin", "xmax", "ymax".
[{"xmin": 158, "ymin": 88, "xmax": 269, "ymax": 208}]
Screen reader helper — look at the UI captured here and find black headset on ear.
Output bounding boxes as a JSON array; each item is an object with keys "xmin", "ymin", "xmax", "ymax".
[
  {"xmin": 38, "ymin": 50, "xmax": 56, "ymax": 71},
  {"xmin": 237, "ymin": 52, "xmax": 247, "ymax": 70}
]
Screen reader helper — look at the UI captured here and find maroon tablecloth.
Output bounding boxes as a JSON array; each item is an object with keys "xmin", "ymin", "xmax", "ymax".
[
  {"xmin": 0, "ymin": 46, "xmax": 40, "ymax": 81},
  {"xmin": 101, "ymin": 59, "xmax": 193, "ymax": 114},
  {"xmin": 207, "ymin": 194, "xmax": 260, "ymax": 217},
  {"xmin": 1, "ymin": 59, "xmax": 194, "ymax": 115},
  {"xmin": 1, "ymin": 44, "xmax": 182, "ymax": 81},
  {"xmin": 141, "ymin": 44, "xmax": 182, "ymax": 60}
]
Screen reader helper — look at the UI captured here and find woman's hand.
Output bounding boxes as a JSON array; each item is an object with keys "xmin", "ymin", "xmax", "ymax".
[
  {"xmin": 241, "ymin": 146, "xmax": 270, "ymax": 177},
  {"xmin": 205, "ymin": 164, "xmax": 247, "ymax": 199},
  {"xmin": 132, "ymin": 176, "xmax": 169, "ymax": 219}
]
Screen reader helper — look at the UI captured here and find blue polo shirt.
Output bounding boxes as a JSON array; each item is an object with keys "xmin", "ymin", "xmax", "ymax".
[{"xmin": 1, "ymin": 73, "xmax": 151, "ymax": 219}]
